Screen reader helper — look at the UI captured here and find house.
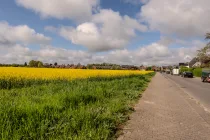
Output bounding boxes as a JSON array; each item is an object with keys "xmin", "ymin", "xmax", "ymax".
[
  {"xmin": 192, "ymin": 62, "xmax": 201, "ymax": 67},
  {"xmin": 179, "ymin": 63, "xmax": 189, "ymax": 68},
  {"xmin": 139, "ymin": 65, "xmax": 146, "ymax": 70},
  {"xmin": 189, "ymin": 57, "xmax": 199, "ymax": 68},
  {"xmin": 152, "ymin": 66, "xmax": 158, "ymax": 71},
  {"xmin": 121, "ymin": 65, "xmax": 138, "ymax": 70}
]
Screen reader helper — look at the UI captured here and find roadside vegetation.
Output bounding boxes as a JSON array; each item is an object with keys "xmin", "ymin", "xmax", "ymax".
[
  {"xmin": 178, "ymin": 33, "xmax": 210, "ymax": 77},
  {"xmin": 0, "ymin": 69, "xmax": 154, "ymax": 140},
  {"xmin": 179, "ymin": 67, "xmax": 202, "ymax": 77}
]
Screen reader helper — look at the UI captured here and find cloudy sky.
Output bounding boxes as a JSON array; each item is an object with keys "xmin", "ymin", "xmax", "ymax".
[{"xmin": 0, "ymin": 0, "xmax": 209, "ymax": 65}]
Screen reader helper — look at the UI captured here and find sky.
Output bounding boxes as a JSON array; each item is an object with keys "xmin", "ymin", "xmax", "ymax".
[{"xmin": 0, "ymin": 0, "xmax": 209, "ymax": 66}]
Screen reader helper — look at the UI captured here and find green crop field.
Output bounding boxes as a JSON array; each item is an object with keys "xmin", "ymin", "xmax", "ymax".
[{"xmin": 0, "ymin": 73, "xmax": 154, "ymax": 140}]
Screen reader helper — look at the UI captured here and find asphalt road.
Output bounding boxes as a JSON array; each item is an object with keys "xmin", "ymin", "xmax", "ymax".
[
  {"xmin": 163, "ymin": 73, "xmax": 210, "ymax": 111},
  {"xmin": 119, "ymin": 73, "xmax": 210, "ymax": 140}
]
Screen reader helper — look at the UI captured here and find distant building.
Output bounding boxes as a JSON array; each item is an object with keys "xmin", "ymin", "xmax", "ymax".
[
  {"xmin": 152, "ymin": 66, "xmax": 158, "ymax": 71},
  {"xmin": 139, "ymin": 65, "xmax": 146, "ymax": 70},
  {"xmin": 192, "ymin": 62, "xmax": 201, "ymax": 67},
  {"xmin": 121, "ymin": 65, "xmax": 138, "ymax": 70},
  {"xmin": 179, "ymin": 63, "xmax": 189, "ymax": 68},
  {"xmin": 189, "ymin": 57, "xmax": 199, "ymax": 68}
]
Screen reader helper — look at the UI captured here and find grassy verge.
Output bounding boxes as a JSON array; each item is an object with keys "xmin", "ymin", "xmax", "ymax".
[{"xmin": 0, "ymin": 73, "xmax": 155, "ymax": 140}]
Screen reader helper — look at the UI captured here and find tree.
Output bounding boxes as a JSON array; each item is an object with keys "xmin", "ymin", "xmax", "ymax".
[
  {"xmin": 54, "ymin": 62, "xmax": 58, "ymax": 66},
  {"xmin": 12, "ymin": 64, "xmax": 19, "ymax": 67},
  {"xmin": 146, "ymin": 66, "xmax": 152, "ymax": 71},
  {"xmin": 87, "ymin": 64, "xmax": 93, "ymax": 69},
  {"xmin": 206, "ymin": 32, "xmax": 210, "ymax": 46},
  {"xmin": 35, "ymin": 61, "xmax": 40, "ymax": 67},
  {"xmin": 76, "ymin": 63, "xmax": 81, "ymax": 69},
  {"xmin": 196, "ymin": 33, "xmax": 210, "ymax": 67},
  {"xmin": 197, "ymin": 34, "xmax": 210, "ymax": 65},
  {"xmin": 206, "ymin": 33, "xmax": 210, "ymax": 40},
  {"xmin": 29, "ymin": 60, "xmax": 44, "ymax": 67},
  {"xmin": 38, "ymin": 62, "xmax": 43, "ymax": 68},
  {"xmin": 29, "ymin": 60, "xmax": 36, "ymax": 67},
  {"xmin": 24, "ymin": 62, "xmax": 27, "ymax": 67}
]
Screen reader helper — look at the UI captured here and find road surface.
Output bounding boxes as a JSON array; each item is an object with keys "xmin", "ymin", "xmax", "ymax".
[
  {"xmin": 118, "ymin": 73, "xmax": 210, "ymax": 140},
  {"xmin": 163, "ymin": 73, "xmax": 210, "ymax": 111}
]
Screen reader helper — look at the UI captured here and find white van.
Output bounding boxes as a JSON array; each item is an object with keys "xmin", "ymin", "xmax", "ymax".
[{"xmin": 172, "ymin": 69, "xmax": 179, "ymax": 75}]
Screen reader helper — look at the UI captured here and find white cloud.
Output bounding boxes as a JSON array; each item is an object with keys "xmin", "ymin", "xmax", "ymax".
[
  {"xmin": 0, "ymin": 39, "xmax": 203, "ymax": 66},
  {"xmin": 1, "ymin": 1, "xmax": 207, "ymax": 65},
  {"xmin": 37, "ymin": 46, "xmax": 93, "ymax": 64},
  {"xmin": 123, "ymin": 0, "xmax": 149, "ymax": 5},
  {"xmin": 104, "ymin": 40, "xmax": 204, "ymax": 66},
  {"xmin": 0, "ymin": 21, "xmax": 51, "ymax": 45},
  {"xmin": 44, "ymin": 26, "xmax": 58, "ymax": 33},
  {"xmin": 0, "ymin": 44, "xmax": 33, "ymax": 64},
  {"xmin": 16, "ymin": 0, "xmax": 99, "ymax": 22},
  {"xmin": 136, "ymin": 43, "xmax": 170, "ymax": 59},
  {"xmin": 49, "ymin": 9, "xmax": 147, "ymax": 52},
  {"xmin": 141, "ymin": 0, "xmax": 210, "ymax": 37},
  {"xmin": 0, "ymin": 44, "xmax": 91, "ymax": 64}
]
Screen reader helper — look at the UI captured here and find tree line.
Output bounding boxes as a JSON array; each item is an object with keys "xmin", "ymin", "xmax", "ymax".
[
  {"xmin": 0, "ymin": 61, "xmax": 152, "ymax": 70},
  {"xmin": 0, "ymin": 60, "xmax": 44, "ymax": 68}
]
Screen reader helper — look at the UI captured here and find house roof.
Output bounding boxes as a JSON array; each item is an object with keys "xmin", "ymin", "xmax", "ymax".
[{"xmin": 189, "ymin": 57, "xmax": 198, "ymax": 67}]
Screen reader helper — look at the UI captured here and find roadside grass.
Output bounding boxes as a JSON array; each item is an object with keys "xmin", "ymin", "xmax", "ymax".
[{"xmin": 0, "ymin": 73, "xmax": 155, "ymax": 140}]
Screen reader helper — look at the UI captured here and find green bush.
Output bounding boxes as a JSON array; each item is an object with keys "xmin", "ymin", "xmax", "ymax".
[
  {"xmin": 193, "ymin": 68, "xmax": 202, "ymax": 77},
  {"xmin": 179, "ymin": 67, "xmax": 193, "ymax": 73},
  {"xmin": 180, "ymin": 67, "xmax": 202, "ymax": 77}
]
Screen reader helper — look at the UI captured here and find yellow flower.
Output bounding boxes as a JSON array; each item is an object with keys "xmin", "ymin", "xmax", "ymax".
[{"xmin": 0, "ymin": 67, "xmax": 153, "ymax": 81}]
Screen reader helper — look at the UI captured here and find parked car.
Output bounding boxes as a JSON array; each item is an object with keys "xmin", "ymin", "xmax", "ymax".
[
  {"xmin": 166, "ymin": 71, "xmax": 170, "ymax": 74},
  {"xmin": 182, "ymin": 71, "xmax": 193, "ymax": 78},
  {"xmin": 201, "ymin": 68, "xmax": 210, "ymax": 82}
]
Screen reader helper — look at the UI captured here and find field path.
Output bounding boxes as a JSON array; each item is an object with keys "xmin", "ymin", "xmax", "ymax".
[{"xmin": 118, "ymin": 73, "xmax": 210, "ymax": 140}]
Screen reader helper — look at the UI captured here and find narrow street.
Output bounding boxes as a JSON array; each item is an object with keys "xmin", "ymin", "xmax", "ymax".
[
  {"xmin": 163, "ymin": 73, "xmax": 210, "ymax": 111},
  {"xmin": 118, "ymin": 73, "xmax": 210, "ymax": 140}
]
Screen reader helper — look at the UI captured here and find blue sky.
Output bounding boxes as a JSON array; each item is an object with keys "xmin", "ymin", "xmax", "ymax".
[{"xmin": 0, "ymin": 0, "xmax": 208, "ymax": 65}]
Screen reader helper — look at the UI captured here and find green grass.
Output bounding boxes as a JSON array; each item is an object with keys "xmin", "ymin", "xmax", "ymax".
[
  {"xmin": 0, "ymin": 77, "xmax": 69, "ymax": 89},
  {"xmin": 0, "ymin": 73, "xmax": 155, "ymax": 140}
]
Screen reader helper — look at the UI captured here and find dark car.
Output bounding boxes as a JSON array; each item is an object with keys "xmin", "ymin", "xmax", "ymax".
[
  {"xmin": 201, "ymin": 69, "xmax": 210, "ymax": 82},
  {"xmin": 182, "ymin": 71, "xmax": 193, "ymax": 78},
  {"xmin": 166, "ymin": 71, "xmax": 170, "ymax": 74}
]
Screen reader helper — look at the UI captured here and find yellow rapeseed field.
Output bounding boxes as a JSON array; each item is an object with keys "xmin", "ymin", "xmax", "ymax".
[{"xmin": 0, "ymin": 67, "xmax": 153, "ymax": 80}]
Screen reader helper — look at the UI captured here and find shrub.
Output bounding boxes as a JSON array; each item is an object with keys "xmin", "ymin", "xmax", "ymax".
[{"xmin": 193, "ymin": 68, "xmax": 202, "ymax": 77}]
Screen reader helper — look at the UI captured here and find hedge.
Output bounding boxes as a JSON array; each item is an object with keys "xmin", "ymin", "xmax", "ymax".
[{"xmin": 179, "ymin": 67, "xmax": 202, "ymax": 77}]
